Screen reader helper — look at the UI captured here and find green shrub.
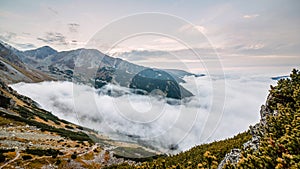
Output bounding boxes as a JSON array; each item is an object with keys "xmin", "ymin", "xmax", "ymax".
[
  {"xmin": 71, "ymin": 153, "xmax": 77, "ymax": 159},
  {"xmin": 0, "ymin": 149, "xmax": 15, "ymax": 154},
  {"xmin": 25, "ymin": 148, "xmax": 60, "ymax": 157},
  {"xmin": 22, "ymin": 155, "xmax": 33, "ymax": 160},
  {"xmin": 55, "ymin": 159, "xmax": 61, "ymax": 165},
  {"xmin": 236, "ymin": 69, "xmax": 300, "ymax": 169},
  {"xmin": 0, "ymin": 154, "xmax": 6, "ymax": 163},
  {"xmin": 65, "ymin": 125, "xmax": 74, "ymax": 130}
]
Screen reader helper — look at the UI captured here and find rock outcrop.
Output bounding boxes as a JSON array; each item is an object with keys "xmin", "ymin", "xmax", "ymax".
[{"xmin": 218, "ymin": 94, "xmax": 275, "ymax": 169}]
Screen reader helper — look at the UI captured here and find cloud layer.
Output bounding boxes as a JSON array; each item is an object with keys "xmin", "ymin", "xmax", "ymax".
[{"xmin": 11, "ymin": 74, "xmax": 275, "ymax": 153}]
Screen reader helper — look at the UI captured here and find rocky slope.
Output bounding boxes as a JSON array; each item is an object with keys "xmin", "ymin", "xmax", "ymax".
[
  {"xmin": 0, "ymin": 42, "xmax": 54, "ymax": 84},
  {"xmin": 218, "ymin": 69, "xmax": 300, "ymax": 169},
  {"xmin": 217, "ymin": 99, "xmax": 273, "ymax": 168},
  {"xmin": 0, "ymin": 79, "xmax": 161, "ymax": 168}
]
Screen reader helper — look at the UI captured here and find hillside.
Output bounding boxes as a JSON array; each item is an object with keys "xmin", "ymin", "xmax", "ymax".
[
  {"xmin": 107, "ymin": 69, "xmax": 300, "ymax": 169},
  {"xmin": 226, "ymin": 69, "xmax": 300, "ymax": 169},
  {"xmin": 0, "ymin": 42, "xmax": 54, "ymax": 84},
  {"xmin": 0, "ymin": 79, "xmax": 161, "ymax": 168}
]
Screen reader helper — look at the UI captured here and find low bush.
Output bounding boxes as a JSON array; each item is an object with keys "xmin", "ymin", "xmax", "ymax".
[
  {"xmin": 22, "ymin": 155, "xmax": 33, "ymax": 160},
  {"xmin": 25, "ymin": 148, "xmax": 60, "ymax": 157}
]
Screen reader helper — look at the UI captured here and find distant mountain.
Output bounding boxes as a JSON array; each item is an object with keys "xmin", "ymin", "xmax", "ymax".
[
  {"xmin": 0, "ymin": 43, "xmax": 53, "ymax": 84},
  {"xmin": 164, "ymin": 69, "xmax": 205, "ymax": 78},
  {"xmin": 0, "ymin": 40, "xmax": 199, "ymax": 99},
  {"xmin": 271, "ymin": 75, "xmax": 289, "ymax": 80},
  {"xmin": 130, "ymin": 68, "xmax": 193, "ymax": 99},
  {"xmin": 23, "ymin": 46, "xmax": 57, "ymax": 60},
  {"xmin": 0, "ymin": 43, "xmax": 24, "ymax": 68}
]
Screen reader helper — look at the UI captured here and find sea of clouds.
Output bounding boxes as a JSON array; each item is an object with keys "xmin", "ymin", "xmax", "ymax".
[{"xmin": 10, "ymin": 74, "xmax": 276, "ymax": 153}]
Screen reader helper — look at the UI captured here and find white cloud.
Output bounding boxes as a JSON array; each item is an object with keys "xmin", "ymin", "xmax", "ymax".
[
  {"xmin": 243, "ymin": 14, "xmax": 259, "ymax": 19},
  {"xmin": 10, "ymin": 74, "xmax": 275, "ymax": 153}
]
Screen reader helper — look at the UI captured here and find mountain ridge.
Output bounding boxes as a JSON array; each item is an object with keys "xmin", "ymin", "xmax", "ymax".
[
  {"xmin": 0, "ymin": 40, "xmax": 196, "ymax": 99},
  {"xmin": 0, "ymin": 43, "xmax": 54, "ymax": 84}
]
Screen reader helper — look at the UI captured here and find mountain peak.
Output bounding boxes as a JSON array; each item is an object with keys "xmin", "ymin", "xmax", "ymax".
[
  {"xmin": 33, "ymin": 45, "xmax": 57, "ymax": 53},
  {"xmin": 24, "ymin": 45, "xmax": 57, "ymax": 59},
  {"xmin": 39, "ymin": 45, "xmax": 56, "ymax": 50}
]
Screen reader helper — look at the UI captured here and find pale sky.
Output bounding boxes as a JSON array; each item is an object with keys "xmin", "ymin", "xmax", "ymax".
[{"xmin": 0, "ymin": 0, "xmax": 299, "ymax": 74}]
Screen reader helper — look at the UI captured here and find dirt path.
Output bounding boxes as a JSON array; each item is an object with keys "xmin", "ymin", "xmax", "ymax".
[
  {"xmin": 78, "ymin": 144, "xmax": 98, "ymax": 157},
  {"xmin": 0, "ymin": 150, "xmax": 20, "ymax": 169}
]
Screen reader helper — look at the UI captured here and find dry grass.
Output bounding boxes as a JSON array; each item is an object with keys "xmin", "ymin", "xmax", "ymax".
[
  {"xmin": 82, "ymin": 152, "xmax": 95, "ymax": 160},
  {"xmin": 3, "ymin": 152, "xmax": 16, "ymax": 161},
  {"xmin": 34, "ymin": 116, "xmax": 62, "ymax": 130},
  {"xmin": 0, "ymin": 116, "xmax": 24, "ymax": 126},
  {"xmin": 0, "ymin": 88, "xmax": 26, "ymax": 107}
]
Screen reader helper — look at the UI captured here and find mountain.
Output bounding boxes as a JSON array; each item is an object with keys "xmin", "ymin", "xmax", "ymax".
[
  {"xmin": 0, "ymin": 42, "xmax": 24, "ymax": 68},
  {"xmin": 164, "ymin": 69, "xmax": 205, "ymax": 78},
  {"xmin": 129, "ymin": 68, "xmax": 193, "ymax": 99},
  {"xmin": 7, "ymin": 42, "xmax": 196, "ymax": 99},
  {"xmin": 271, "ymin": 75, "xmax": 289, "ymax": 80},
  {"xmin": 23, "ymin": 46, "xmax": 58, "ymax": 60},
  {"xmin": 0, "ymin": 43, "xmax": 54, "ymax": 84}
]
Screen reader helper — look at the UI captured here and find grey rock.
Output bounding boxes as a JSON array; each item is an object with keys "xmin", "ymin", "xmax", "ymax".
[
  {"xmin": 218, "ymin": 94, "xmax": 275, "ymax": 169},
  {"xmin": 217, "ymin": 149, "xmax": 241, "ymax": 169}
]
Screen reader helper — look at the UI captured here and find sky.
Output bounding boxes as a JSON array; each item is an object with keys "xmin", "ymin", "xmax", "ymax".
[{"xmin": 0, "ymin": 0, "xmax": 299, "ymax": 74}]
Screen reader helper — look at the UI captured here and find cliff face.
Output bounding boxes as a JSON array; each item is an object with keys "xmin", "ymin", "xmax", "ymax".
[
  {"xmin": 219, "ymin": 69, "xmax": 300, "ymax": 169},
  {"xmin": 218, "ymin": 96, "xmax": 274, "ymax": 168}
]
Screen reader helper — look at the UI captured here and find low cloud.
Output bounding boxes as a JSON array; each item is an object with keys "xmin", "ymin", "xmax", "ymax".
[
  {"xmin": 11, "ymin": 74, "xmax": 275, "ymax": 153},
  {"xmin": 0, "ymin": 32, "xmax": 17, "ymax": 41}
]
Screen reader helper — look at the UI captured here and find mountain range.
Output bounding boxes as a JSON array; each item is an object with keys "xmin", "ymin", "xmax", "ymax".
[{"xmin": 0, "ymin": 40, "xmax": 203, "ymax": 99}]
